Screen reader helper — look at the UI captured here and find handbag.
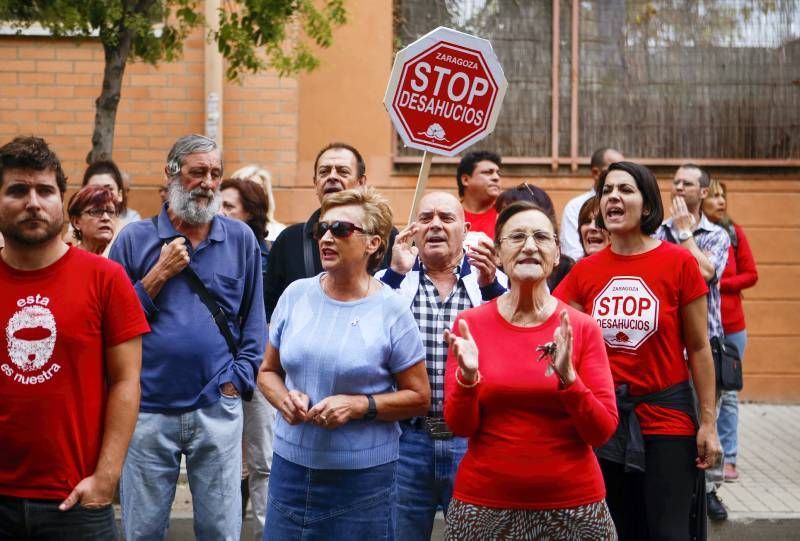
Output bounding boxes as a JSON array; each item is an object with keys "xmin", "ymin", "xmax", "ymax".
[{"xmin": 710, "ymin": 336, "xmax": 743, "ymax": 391}]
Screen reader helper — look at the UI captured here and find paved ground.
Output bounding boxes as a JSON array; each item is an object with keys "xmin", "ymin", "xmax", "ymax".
[
  {"xmin": 133, "ymin": 403, "xmax": 800, "ymax": 539},
  {"xmin": 715, "ymin": 404, "xmax": 800, "ymax": 518}
]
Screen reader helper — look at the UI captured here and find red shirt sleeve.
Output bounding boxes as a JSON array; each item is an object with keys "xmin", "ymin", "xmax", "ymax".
[
  {"xmin": 679, "ymin": 252, "xmax": 709, "ymax": 307},
  {"xmin": 101, "ymin": 262, "xmax": 150, "ymax": 348},
  {"xmin": 720, "ymin": 225, "xmax": 758, "ymax": 294},
  {"xmin": 444, "ymin": 313, "xmax": 481, "ymax": 437},
  {"xmin": 557, "ymin": 311, "xmax": 618, "ymax": 447}
]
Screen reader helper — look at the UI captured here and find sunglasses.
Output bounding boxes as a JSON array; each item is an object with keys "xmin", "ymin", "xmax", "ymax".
[{"xmin": 313, "ymin": 220, "xmax": 367, "ymax": 240}]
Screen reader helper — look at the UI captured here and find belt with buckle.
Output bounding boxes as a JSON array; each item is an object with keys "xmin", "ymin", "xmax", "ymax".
[{"xmin": 406, "ymin": 416, "xmax": 453, "ymax": 440}]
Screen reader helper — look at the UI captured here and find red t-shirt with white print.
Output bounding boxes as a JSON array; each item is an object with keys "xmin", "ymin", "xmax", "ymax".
[
  {"xmin": 0, "ymin": 247, "xmax": 149, "ymax": 500},
  {"xmin": 554, "ymin": 241, "xmax": 708, "ymax": 436}
]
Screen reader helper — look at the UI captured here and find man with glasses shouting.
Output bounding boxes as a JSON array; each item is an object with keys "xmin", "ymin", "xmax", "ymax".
[{"xmin": 110, "ymin": 134, "xmax": 266, "ymax": 539}]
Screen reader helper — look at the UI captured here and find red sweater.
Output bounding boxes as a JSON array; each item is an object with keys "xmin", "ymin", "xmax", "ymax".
[
  {"xmin": 444, "ymin": 300, "xmax": 618, "ymax": 510},
  {"xmin": 720, "ymin": 224, "xmax": 758, "ymax": 334}
]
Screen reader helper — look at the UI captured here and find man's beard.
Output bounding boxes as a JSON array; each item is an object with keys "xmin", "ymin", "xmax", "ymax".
[
  {"xmin": 167, "ymin": 179, "xmax": 221, "ymax": 225},
  {"xmin": 0, "ymin": 211, "xmax": 63, "ymax": 247}
]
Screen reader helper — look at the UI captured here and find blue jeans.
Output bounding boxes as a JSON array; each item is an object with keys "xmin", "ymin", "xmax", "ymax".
[
  {"xmin": 0, "ymin": 495, "xmax": 116, "ymax": 540},
  {"xmin": 120, "ymin": 395, "xmax": 243, "ymax": 540},
  {"xmin": 265, "ymin": 453, "xmax": 397, "ymax": 540},
  {"xmin": 718, "ymin": 330, "xmax": 747, "ymax": 464},
  {"xmin": 396, "ymin": 423, "xmax": 467, "ymax": 541}
]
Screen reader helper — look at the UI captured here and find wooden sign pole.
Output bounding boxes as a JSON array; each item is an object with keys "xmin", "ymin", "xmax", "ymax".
[{"xmin": 407, "ymin": 151, "xmax": 433, "ymax": 224}]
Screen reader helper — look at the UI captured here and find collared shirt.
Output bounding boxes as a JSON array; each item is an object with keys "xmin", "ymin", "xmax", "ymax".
[
  {"xmin": 411, "ymin": 257, "xmax": 474, "ymax": 417},
  {"xmin": 109, "ymin": 204, "xmax": 266, "ymax": 413},
  {"xmin": 655, "ymin": 213, "xmax": 729, "ymax": 339}
]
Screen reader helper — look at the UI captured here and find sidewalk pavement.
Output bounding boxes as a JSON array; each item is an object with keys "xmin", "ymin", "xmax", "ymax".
[{"xmin": 148, "ymin": 403, "xmax": 800, "ymax": 540}]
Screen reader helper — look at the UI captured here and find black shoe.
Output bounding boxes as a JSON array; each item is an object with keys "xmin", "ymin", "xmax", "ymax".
[{"xmin": 707, "ymin": 491, "xmax": 728, "ymax": 521}]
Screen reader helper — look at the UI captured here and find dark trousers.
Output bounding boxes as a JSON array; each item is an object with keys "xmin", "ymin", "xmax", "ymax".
[
  {"xmin": 0, "ymin": 495, "xmax": 116, "ymax": 541},
  {"xmin": 600, "ymin": 435, "xmax": 699, "ymax": 541}
]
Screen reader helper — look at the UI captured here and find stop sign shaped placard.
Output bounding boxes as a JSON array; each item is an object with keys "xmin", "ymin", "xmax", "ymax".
[{"xmin": 384, "ymin": 27, "xmax": 508, "ymax": 157}]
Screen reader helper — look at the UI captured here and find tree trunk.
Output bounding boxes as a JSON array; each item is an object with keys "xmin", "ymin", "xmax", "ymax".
[{"xmin": 88, "ymin": 28, "xmax": 134, "ymax": 163}]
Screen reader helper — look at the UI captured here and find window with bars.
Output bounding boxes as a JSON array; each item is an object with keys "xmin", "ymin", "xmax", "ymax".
[{"xmin": 394, "ymin": 0, "xmax": 800, "ymax": 164}]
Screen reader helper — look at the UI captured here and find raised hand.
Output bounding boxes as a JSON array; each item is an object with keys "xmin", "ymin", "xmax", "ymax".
[
  {"xmin": 671, "ymin": 196, "xmax": 696, "ymax": 234},
  {"xmin": 444, "ymin": 319, "xmax": 479, "ymax": 381},
  {"xmin": 390, "ymin": 223, "xmax": 419, "ymax": 274},
  {"xmin": 466, "ymin": 235, "xmax": 497, "ymax": 287}
]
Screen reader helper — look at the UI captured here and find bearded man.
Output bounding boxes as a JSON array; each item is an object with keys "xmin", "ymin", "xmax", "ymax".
[
  {"xmin": 0, "ymin": 136, "xmax": 149, "ymax": 540},
  {"xmin": 110, "ymin": 134, "xmax": 266, "ymax": 540}
]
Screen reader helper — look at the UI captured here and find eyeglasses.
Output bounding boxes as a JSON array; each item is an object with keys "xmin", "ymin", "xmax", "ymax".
[
  {"xmin": 499, "ymin": 230, "xmax": 557, "ymax": 247},
  {"xmin": 313, "ymin": 220, "xmax": 367, "ymax": 240},
  {"xmin": 82, "ymin": 208, "xmax": 118, "ymax": 218}
]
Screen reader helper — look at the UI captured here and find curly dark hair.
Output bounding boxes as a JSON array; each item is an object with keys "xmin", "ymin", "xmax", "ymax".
[{"xmin": 0, "ymin": 136, "xmax": 68, "ymax": 194}]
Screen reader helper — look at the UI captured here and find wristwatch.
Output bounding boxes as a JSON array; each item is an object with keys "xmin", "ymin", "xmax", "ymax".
[
  {"xmin": 677, "ymin": 230, "xmax": 693, "ymax": 242},
  {"xmin": 364, "ymin": 394, "xmax": 378, "ymax": 421}
]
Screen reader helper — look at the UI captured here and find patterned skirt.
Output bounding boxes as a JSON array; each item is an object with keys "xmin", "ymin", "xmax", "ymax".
[{"xmin": 445, "ymin": 498, "xmax": 617, "ymax": 541}]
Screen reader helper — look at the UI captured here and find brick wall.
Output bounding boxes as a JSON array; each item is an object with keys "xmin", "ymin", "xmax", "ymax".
[
  {"xmin": 1, "ymin": 0, "xmax": 798, "ymax": 402},
  {"xmin": 0, "ymin": 30, "xmax": 298, "ymax": 220}
]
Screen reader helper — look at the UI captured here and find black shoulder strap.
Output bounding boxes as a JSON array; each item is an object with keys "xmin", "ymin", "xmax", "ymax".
[
  {"xmin": 181, "ymin": 265, "xmax": 239, "ymax": 357},
  {"xmin": 302, "ymin": 220, "xmax": 316, "ymax": 278},
  {"xmin": 150, "ymin": 216, "xmax": 238, "ymax": 357},
  {"xmin": 662, "ymin": 224, "xmax": 677, "ymax": 244}
]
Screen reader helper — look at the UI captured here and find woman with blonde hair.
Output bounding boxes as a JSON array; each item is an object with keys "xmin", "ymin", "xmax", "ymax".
[
  {"xmin": 231, "ymin": 164, "xmax": 286, "ymax": 241},
  {"xmin": 259, "ymin": 187, "xmax": 429, "ymax": 539}
]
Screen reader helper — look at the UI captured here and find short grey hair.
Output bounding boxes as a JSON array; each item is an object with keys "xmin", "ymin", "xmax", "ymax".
[{"xmin": 166, "ymin": 134, "xmax": 222, "ymax": 179}]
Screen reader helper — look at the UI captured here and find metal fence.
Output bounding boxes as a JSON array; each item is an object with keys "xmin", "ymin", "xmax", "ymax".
[{"xmin": 395, "ymin": 0, "xmax": 800, "ymax": 169}]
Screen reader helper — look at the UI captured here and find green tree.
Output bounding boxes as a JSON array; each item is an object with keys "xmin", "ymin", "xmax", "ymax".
[{"xmin": 0, "ymin": 0, "xmax": 346, "ymax": 162}]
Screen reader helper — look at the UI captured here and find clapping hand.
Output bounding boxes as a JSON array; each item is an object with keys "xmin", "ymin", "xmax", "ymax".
[
  {"xmin": 550, "ymin": 310, "xmax": 576, "ymax": 387},
  {"xmin": 444, "ymin": 319, "xmax": 479, "ymax": 383},
  {"xmin": 466, "ymin": 235, "xmax": 497, "ymax": 287}
]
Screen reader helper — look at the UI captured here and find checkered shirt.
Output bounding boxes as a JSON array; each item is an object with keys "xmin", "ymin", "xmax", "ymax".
[
  {"xmin": 656, "ymin": 214, "xmax": 730, "ymax": 339},
  {"xmin": 412, "ymin": 260, "xmax": 474, "ymax": 418}
]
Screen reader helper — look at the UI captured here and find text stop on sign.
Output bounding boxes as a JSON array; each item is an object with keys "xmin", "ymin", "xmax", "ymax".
[{"xmin": 384, "ymin": 27, "xmax": 507, "ymax": 157}]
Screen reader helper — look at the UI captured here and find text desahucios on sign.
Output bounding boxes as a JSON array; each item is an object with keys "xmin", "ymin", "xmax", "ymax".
[{"xmin": 384, "ymin": 27, "xmax": 508, "ymax": 157}]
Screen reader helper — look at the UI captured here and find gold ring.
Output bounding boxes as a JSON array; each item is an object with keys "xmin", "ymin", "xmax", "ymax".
[{"xmin": 321, "ymin": 416, "xmax": 328, "ymax": 424}]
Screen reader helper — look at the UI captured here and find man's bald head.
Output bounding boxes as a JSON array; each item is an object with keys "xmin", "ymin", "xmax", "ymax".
[{"xmin": 417, "ymin": 191, "xmax": 464, "ymax": 221}]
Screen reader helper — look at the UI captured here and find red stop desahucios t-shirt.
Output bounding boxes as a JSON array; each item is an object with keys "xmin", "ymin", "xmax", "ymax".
[{"xmin": 554, "ymin": 241, "xmax": 708, "ymax": 436}]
